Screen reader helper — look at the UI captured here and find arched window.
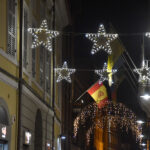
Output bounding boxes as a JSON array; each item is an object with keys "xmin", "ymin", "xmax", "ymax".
[{"xmin": 34, "ymin": 109, "xmax": 43, "ymax": 150}]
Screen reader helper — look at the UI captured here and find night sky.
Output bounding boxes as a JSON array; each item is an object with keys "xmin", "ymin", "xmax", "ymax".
[
  {"xmin": 70, "ymin": 0, "xmax": 150, "ymax": 65},
  {"xmin": 69, "ymin": 0, "xmax": 150, "ymax": 118}
]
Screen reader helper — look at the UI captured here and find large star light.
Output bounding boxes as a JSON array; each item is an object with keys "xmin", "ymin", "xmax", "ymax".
[
  {"xmin": 85, "ymin": 24, "xmax": 118, "ymax": 55},
  {"xmin": 28, "ymin": 20, "xmax": 59, "ymax": 51},
  {"xmin": 55, "ymin": 61, "xmax": 76, "ymax": 83},
  {"xmin": 95, "ymin": 62, "xmax": 117, "ymax": 83},
  {"xmin": 134, "ymin": 64, "xmax": 150, "ymax": 83}
]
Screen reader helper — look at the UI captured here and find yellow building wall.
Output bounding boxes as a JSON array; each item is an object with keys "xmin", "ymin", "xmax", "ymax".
[
  {"xmin": 31, "ymin": 82, "xmax": 43, "ymax": 98},
  {"xmin": 54, "ymin": 121, "xmax": 61, "ymax": 149},
  {"xmin": 0, "ymin": 55, "xmax": 18, "ymax": 77},
  {"xmin": 55, "ymin": 107, "xmax": 61, "ymax": 120},
  {"xmin": 0, "ymin": 80, "xmax": 18, "ymax": 150}
]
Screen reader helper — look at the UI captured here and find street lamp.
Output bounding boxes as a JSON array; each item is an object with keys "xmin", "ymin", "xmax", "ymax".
[
  {"xmin": 140, "ymin": 134, "xmax": 144, "ymax": 138},
  {"xmin": 141, "ymin": 143, "xmax": 146, "ymax": 146},
  {"xmin": 140, "ymin": 94, "xmax": 150, "ymax": 100},
  {"xmin": 60, "ymin": 135, "xmax": 66, "ymax": 140},
  {"xmin": 137, "ymin": 120, "xmax": 144, "ymax": 124}
]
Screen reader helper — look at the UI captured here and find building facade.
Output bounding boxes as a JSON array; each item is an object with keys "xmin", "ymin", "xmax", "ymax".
[{"xmin": 0, "ymin": 0, "xmax": 70, "ymax": 149}]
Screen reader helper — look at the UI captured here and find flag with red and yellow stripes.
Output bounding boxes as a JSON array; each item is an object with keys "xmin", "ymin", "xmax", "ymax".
[{"xmin": 87, "ymin": 81, "xmax": 108, "ymax": 109}]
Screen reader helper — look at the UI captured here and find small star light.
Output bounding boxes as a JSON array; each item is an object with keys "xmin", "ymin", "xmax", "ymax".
[
  {"xmin": 85, "ymin": 24, "xmax": 118, "ymax": 55},
  {"xmin": 95, "ymin": 62, "xmax": 117, "ymax": 83},
  {"xmin": 28, "ymin": 20, "xmax": 59, "ymax": 51},
  {"xmin": 145, "ymin": 32, "xmax": 150, "ymax": 38},
  {"xmin": 134, "ymin": 63, "xmax": 150, "ymax": 83},
  {"xmin": 55, "ymin": 61, "xmax": 76, "ymax": 83}
]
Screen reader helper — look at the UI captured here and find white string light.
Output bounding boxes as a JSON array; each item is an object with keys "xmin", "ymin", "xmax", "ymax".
[
  {"xmin": 55, "ymin": 61, "xmax": 76, "ymax": 83},
  {"xmin": 28, "ymin": 20, "xmax": 59, "ymax": 51},
  {"xmin": 95, "ymin": 62, "xmax": 117, "ymax": 82},
  {"xmin": 85, "ymin": 24, "xmax": 118, "ymax": 55},
  {"xmin": 134, "ymin": 63, "xmax": 150, "ymax": 83},
  {"xmin": 74, "ymin": 102, "xmax": 143, "ymax": 145}
]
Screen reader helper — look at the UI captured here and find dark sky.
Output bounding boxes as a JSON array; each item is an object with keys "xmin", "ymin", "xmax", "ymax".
[
  {"xmin": 70, "ymin": 0, "xmax": 150, "ymax": 66},
  {"xmin": 70, "ymin": 0, "xmax": 149, "ymax": 32},
  {"xmin": 69, "ymin": 0, "xmax": 149, "ymax": 118}
]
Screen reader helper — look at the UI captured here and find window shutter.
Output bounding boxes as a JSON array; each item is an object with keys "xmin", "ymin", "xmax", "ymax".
[
  {"xmin": 7, "ymin": 0, "xmax": 16, "ymax": 57},
  {"xmin": 45, "ymin": 51, "xmax": 51, "ymax": 94},
  {"xmin": 32, "ymin": 49, "xmax": 36, "ymax": 77},
  {"xmin": 39, "ymin": 46, "xmax": 44, "ymax": 87},
  {"xmin": 23, "ymin": 8, "xmax": 28, "ymax": 68},
  {"xmin": 31, "ymin": 23, "xmax": 36, "ymax": 77}
]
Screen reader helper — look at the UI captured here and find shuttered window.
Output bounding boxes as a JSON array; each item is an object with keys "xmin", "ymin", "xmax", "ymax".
[
  {"xmin": 46, "ymin": 51, "xmax": 51, "ymax": 94},
  {"xmin": 23, "ymin": 7, "xmax": 28, "ymax": 68},
  {"xmin": 7, "ymin": 0, "xmax": 16, "ymax": 57},
  {"xmin": 39, "ymin": 46, "xmax": 44, "ymax": 87},
  {"xmin": 32, "ymin": 48, "xmax": 36, "ymax": 77},
  {"xmin": 32, "ymin": 24, "xmax": 36, "ymax": 78}
]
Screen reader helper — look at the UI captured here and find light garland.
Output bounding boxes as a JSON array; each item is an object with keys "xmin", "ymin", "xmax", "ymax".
[
  {"xmin": 133, "ymin": 63, "xmax": 150, "ymax": 83},
  {"xmin": 55, "ymin": 61, "xmax": 76, "ymax": 83},
  {"xmin": 85, "ymin": 24, "xmax": 118, "ymax": 55},
  {"xmin": 95, "ymin": 62, "xmax": 117, "ymax": 82},
  {"xmin": 28, "ymin": 20, "xmax": 59, "ymax": 51},
  {"xmin": 74, "ymin": 102, "xmax": 143, "ymax": 145}
]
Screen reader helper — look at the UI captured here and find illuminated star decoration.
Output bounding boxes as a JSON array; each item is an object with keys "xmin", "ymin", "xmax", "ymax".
[
  {"xmin": 95, "ymin": 62, "xmax": 117, "ymax": 83},
  {"xmin": 55, "ymin": 61, "xmax": 76, "ymax": 83},
  {"xmin": 85, "ymin": 24, "xmax": 118, "ymax": 55},
  {"xmin": 28, "ymin": 20, "xmax": 59, "ymax": 51},
  {"xmin": 134, "ymin": 64, "xmax": 150, "ymax": 83},
  {"xmin": 145, "ymin": 32, "xmax": 150, "ymax": 38}
]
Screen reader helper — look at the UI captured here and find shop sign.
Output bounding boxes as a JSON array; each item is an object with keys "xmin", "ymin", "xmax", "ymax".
[
  {"xmin": 0, "ymin": 124, "xmax": 9, "ymax": 141},
  {"xmin": 24, "ymin": 131, "xmax": 32, "ymax": 145},
  {"xmin": 1, "ymin": 126, "xmax": 6, "ymax": 138}
]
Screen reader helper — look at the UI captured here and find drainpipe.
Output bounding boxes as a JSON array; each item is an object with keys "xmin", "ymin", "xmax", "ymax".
[
  {"xmin": 52, "ymin": 0, "xmax": 56, "ymax": 149},
  {"xmin": 17, "ymin": 0, "xmax": 23, "ymax": 149}
]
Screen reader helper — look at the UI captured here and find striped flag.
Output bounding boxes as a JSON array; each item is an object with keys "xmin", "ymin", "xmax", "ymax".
[{"xmin": 87, "ymin": 81, "xmax": 108, "ymax": 109}]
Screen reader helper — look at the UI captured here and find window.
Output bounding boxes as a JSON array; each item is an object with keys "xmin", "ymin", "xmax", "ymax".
[
  {"xmin": 45, "ymin": 51, "xmax": 51, "ymax": 94},
  {"xmin": 40, "ymin": 0, "xmax": 45, "ymax": 20},
  {"xmin": 7, "ymin": 0, "xmax": 17, "ymax": 57},
  {"xmin": 39, "ymin": 46, "xmax": 44, "ymax": 87},
  {"xmin": 32, "ymin": 49, "xmax": 36, "ymax": 78},
  {"xmin": 32, "ymin": 24, "xmax": 36, "ymax": 78},
  {"xmin": 57, "ymin": 85, "xmax": 61, "ymax": 108},
  {"xmin": 23, "ymin": 6, "xmax": 29, "ymax": 68}
]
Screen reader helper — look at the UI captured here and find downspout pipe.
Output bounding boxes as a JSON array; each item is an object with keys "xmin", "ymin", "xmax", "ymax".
[
  {"xmin": 52, "ymin": 0, "xmax": 56, "ymax": 149},
  {"xmin": 17, "ymin": 0, "xmax": 23, "ymax": 149}
]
